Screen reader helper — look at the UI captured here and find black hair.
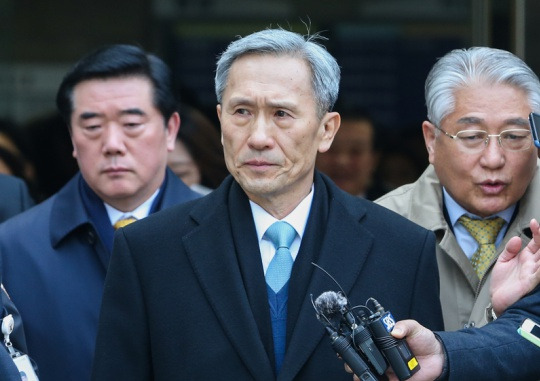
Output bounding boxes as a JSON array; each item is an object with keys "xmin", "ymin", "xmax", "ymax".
[{"xmin": 56, "ymin": 44, "xmax": 177, "ymax": 128}]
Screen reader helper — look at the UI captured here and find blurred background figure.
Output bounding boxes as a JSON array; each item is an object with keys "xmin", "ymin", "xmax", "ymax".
[
  {"xmin": 23, "ymin": 113, "xmax": 78, "ymax": 202},
  {"xmin": 375, "ymin": 123, "xmax": 428, "ymax": 192},
  {"xmin": 167, "ymin": 103, "xmax": 229, "ymax": 194},
  {"xmin": 316, "ymin": 109, "xmax": 389, "ymax": 200},
  {"xmin": 0, "ymin": 119, "xmax": 38, "ymax": 200}
]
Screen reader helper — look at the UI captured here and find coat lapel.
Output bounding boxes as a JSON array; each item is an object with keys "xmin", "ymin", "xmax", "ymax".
[
  {"xmin": 182, "ymin": 178, "xmax": 275, "ymax": 381},
  {"xmin": 279, "ymin": 174, "xmax": 374, "ymax": 381}
]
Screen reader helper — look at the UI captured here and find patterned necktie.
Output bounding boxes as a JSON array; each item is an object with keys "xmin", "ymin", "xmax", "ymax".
[
  {"xmin": 458, "ymin": 215, "xmax": 505, "ymax": 279},
  {"xmin": 265, "ymin": 221, "xmax": 296, "ymax": 293},
  {"xmin": 113, "ymin": 217, "xmax": 137, "ymax": 230}
]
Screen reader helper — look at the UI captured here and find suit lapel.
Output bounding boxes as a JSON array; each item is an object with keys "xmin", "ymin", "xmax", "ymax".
[
  {"xmin": 228, "ymin": 182, "xmax": 277, "ymax": 371},
  {"xmin": 183, "ymin": 179, "xmax": 275, "ymax": 381},
  {"xmin": 279, "ymin": 175, "xmax": 374, "ymax": 381}
]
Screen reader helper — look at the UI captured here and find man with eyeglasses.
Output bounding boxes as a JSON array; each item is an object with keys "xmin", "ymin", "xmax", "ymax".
[{"xmin": 372, "ymin": 47, "xmax": 540, "ymax": 380}]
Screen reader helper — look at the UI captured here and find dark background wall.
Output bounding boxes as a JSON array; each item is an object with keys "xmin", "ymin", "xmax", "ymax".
[
  {"xmin": 0, "ymin": 0, "xmax": 540, "ymax": 128},
  {"xmin": 1, "ymin": 0, "xmax": 539, "ymax": 199},
  {"xmin": 2, "ymin": 0, "xmax": 539, "ymax": 128}
]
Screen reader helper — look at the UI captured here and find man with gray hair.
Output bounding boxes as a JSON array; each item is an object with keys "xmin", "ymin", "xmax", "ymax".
[
  {"xmin": 92, "ymin": 28, "xmax": 445, "ymax": 380},
  {"xmin": 373, "ymin": 47, "xmax": 540, "ymax": 380},
  {"xmin": 377, "ymin": 47, "xmax": 540, "ymax": 331}
]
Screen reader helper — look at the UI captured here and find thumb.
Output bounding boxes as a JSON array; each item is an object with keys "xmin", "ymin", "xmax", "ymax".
[
  {"xmin": 498, "ymin": 236, "xmax": 522, "ymax": 263},
  {"xmin": 391, "ymin": 320, "xmax": 416, "ymax": 339}
]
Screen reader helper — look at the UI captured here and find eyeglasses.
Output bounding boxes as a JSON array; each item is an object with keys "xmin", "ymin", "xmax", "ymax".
[{"xmin": 433, "ymin": 125, "xmax": 533, "ymax": 153}]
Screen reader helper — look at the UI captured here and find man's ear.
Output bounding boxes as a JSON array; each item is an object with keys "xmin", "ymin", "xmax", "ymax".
[
  {"xmin": 216, "ymin": 104, "xmax": 222, "ymax": 123},
  {"xmin": 422, "ymin": 120, "xmax": 436, "ymax": 164},
  {"xmin": 165, "ymin": 112, "xmax": 181, "ymax": 152},
  {"xmin": 318, "ymin": 112, "xmax": 341, "ymax": 153},
  {"xmin": 216, "ymin": 104, "xmax": 224, "ymax": 146}
]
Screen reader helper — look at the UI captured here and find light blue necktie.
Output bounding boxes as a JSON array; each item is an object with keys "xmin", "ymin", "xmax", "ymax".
[{"xmin": 265, "ymin": 221, "xmax": 296, "ymax": 293}]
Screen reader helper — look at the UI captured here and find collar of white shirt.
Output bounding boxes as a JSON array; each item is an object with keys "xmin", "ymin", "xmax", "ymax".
[
  {"xmin": 250, "ymin": 185, "xmax": 314, "ymax": 273},
  {"xmin": 104, "ymin": 188, "xmax": 160, "ymax": 226}
]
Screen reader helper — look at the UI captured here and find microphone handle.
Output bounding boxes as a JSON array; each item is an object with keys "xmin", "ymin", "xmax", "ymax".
[
  {"xmin": 368, "ymin": 314, "xmax": 420, "ymax": 381},
  {"xmin": 330, "ymin": 332, "xmax": 378, "ymax": 381}
]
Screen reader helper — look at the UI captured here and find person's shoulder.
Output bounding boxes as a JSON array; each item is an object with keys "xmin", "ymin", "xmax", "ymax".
[
  {"xmin": 365, "ymin": 195, "xmax": 429, "ymax": 233},
  {"xmin": 325, "ymin": 177, "xmax": 429, "ymax": 237},
  {"xmin": 0, "ymin": 194, "xmax": 55, "ymax": 234},
  {"xmin": 1, "ymin": 176, "xmax": 79, "ymax": 231},
  {"xmin": 0, "ymin": 175, "xmax": 34, "ymax": 222},
  {"xmin": 130, "ymin": 182, "xmax": 225, "ymax": 235},
  {"xmin": 374, "ymin": 183, "xmax": 415, "ymax": 211},
  {"xmin": 164, "ymin": 169, "xmax": 204, "ymax": 202},
  {"xmin": 0, "ymin": 173, "xmax": 25, "ymax": 188},
  {"xmin": 375, "ymin": 166, "xmax": 440, "ymax": 215}
]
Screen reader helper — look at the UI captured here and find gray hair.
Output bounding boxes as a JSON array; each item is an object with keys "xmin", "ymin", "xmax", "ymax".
[
  {"xmin": 214, "ymin": 28, "xmax": 340, "ymax": 120},
  {"xmin": 425, "ymin": 46, "xmax": 540, "ymax": 127}
]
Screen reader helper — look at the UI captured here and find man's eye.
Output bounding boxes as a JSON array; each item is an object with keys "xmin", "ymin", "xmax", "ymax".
[
  {"xmin": 275, "ymin": 110, "xmax": 289, "ymax": 118},
  {"xmin": 234, "ymin": 108, "xmax": 249, "ymax": 116},
  {"xmin": 459, "ymin": 132, "xmax": 485, "ymax": 141}
]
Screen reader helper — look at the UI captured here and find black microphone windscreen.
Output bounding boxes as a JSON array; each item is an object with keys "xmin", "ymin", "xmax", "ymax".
[{"xmin": 314, "ymin": 291, "xmax": 348, "ymax": 320}]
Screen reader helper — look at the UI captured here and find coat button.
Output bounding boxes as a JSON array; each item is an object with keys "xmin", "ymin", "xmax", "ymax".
[{"xmin": 87, "ymin": 230, "xmax": 96, "ymax": 244}]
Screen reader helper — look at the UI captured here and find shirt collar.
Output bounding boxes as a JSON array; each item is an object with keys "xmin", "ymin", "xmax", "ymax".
[
  {"xmin": 442, "ymin": 187, "xmax": 515, "ymax": 225},
  {"xmin": 250, "ymin": 184, "xmax": 314, "ymax": 242},
  {"xmin": 104, "ymin": 188, "xmax": 160, "ymax": 225}
]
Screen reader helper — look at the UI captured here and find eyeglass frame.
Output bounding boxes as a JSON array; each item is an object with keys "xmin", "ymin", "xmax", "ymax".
[{"xmin": 432, "ymin": 124, "xmax": 533, "ymax": 153}]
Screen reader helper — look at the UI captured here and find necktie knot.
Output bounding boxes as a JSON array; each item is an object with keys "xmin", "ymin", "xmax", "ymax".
[
  {"xmin": 458, "ymin": 215, "xmax": 505, "ymax": 278},
  {"xmin": 265, "ymin": 221, "xmax": 296, "ymax": 250},
  {"xmin": 113, "ymin": 217, "xmax": 137, "ymax": 230},
  {"xmin": 458, "ymin": 215, "xmax": 505, "ymax": 245}
]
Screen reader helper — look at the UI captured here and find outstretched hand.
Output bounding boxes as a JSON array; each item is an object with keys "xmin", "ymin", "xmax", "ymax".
[
  {"xmin": 491, "ymin": 218, "xmax": 540, "ymax": 316},
  {"xmin": 384, "ymin": 320, "xmax": 444, "ymax": 381},
  {"xmin": 345, "ymin": 320, "xmax": 444, "ymax": 381}
]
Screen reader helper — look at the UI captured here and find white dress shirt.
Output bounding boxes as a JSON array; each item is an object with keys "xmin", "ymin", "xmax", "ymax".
[
  {"xmin": 104, "ymin": 189, "xmax": 160, "ymax": 226},
  {"xmin": 250, "ymin": 186, "xmax": 314, "ymax": 274}
]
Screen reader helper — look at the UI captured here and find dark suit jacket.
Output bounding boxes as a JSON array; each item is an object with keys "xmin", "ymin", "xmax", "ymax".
[
  {"xmin": 0, "ymin": 174, "xmax": 34, "ymax": 222},
  {"xmin": 0, "ymin": 349, "xmax": 20, "ymax": 381},
  {"xmin": 0, "ymin": 170, "xmax": 200, "ymax": 381},
  {"xmin": 437, "ymin": 285, "xmax": 540, "ymax": 381},
  {"xmin": 92, "ymin": 172, "xmax": 444, "ymax": 380},
  {"xmin": 0, "ymin": 174, "xmax": 33, "ymax": 367}
]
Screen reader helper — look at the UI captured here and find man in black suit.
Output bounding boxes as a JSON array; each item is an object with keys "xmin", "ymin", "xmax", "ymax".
[{"xmin": 92, "ymin": 29, "xmax": 444, "ymax": 380}]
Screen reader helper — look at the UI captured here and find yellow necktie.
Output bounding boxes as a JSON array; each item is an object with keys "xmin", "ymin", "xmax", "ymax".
[
  {"xmin": 458, "ymin": 215, "xmax": 505, "ymax": 279},
  {"xmin": 113, "ymin": 217, "xmax": 137, "ymax": 230}
]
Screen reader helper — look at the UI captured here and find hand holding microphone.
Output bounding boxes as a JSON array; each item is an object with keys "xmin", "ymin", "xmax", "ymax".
[
  {"xmin": 384, "ymin": 320, "xmax": 445, "ymax": 381},
  {"xmin": 311, "ymin": 263, "xmax": 421, "ymax": 381}
]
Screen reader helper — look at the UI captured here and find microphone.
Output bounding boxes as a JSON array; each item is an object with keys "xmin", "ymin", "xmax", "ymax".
[
  {"xmin": 313, "ymin": 292, "xmax": 377, "ymax": 380},
  {"xmin": 366, "ymin": 306, "xmax": 420, "ymax": 381},
  {"xmin": 313, "ymin": 291, "xmax": 347, "ymax": 322},
  {"xmin": 310, "ymin": 263, "xmax": 420, "ymax": 381},
  {"xmin": 314, "ymin": 291, "xmax": 387, "ymax": 375},
  {"xmin": 325, "ymin": 325, "xmax": 378, "ymax": 381}
]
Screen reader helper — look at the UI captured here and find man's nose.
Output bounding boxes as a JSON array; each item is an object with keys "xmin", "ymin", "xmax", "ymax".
[
  {"xmin": 247, "ymin": 115, "xmax": 274, "ymax": 149},
  {"xmin": 479, "ymin": 136, "xmax": 505, "ymax": 168},
  {"xmin": 102, "ymin": 124, "xmax": 126, "ymax": 155}
]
